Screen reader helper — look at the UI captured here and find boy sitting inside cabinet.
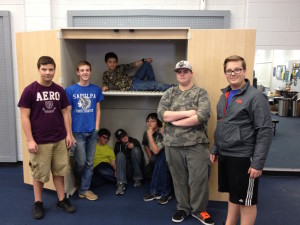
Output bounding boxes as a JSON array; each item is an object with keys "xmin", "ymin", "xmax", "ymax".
[{"xmin": 102, "ymin": 52, "xmax": 172, "ymax": 92}]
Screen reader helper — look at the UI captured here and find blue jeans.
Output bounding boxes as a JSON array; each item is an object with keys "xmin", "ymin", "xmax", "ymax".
[
  {"xmin": 91, "ymin": 162, "xmax": 116, "ymax": 186},
  {"xmin": 150, "ymin": 149, "xmax": 172, "ymax": 197},
  {"xmin": 130, "ymin": 62, "xmax": 172, "ymax": 91},
  {"xmin": 134, "ymin": 61, "xmax": 155, "ymax": 81},
  {"xmin": 115, "ymin": 147, "xmax": 144, "ymax": 184},
  {"xmin": 73, "ymin": 131, "xmax": 98, "ymax": 194},
  {"xmin": 144, "ymin": 154, "xmax": 158, "ymax": 179}
]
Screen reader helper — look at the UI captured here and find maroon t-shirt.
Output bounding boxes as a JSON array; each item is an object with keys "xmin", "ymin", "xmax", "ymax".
[{"xmin": 18, "ymin": 81, "xmax": 69, "ymax": 144}]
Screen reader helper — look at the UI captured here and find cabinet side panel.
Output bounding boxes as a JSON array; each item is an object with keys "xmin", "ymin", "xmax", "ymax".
[
  {"xmin": 16, "ymin": 30, "xmax": 61, "ymax": 190},
  {"xmin": 188, "ymin": 29, "xmax": 256, "ymax": 201}
]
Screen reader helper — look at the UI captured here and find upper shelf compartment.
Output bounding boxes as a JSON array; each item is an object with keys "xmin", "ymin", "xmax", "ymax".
[
  {"xmin": 60, "ymin": 27, "xmax": 189, "ymax": 40},
  {"xmin": 102, "ymin": 90, "xmax": 165, "ymax": 97}
]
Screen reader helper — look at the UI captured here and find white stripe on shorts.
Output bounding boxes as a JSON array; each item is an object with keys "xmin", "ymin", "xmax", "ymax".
[{"xmin": 245, "ymin": 177, "xmax": 255, "ymax": 206}]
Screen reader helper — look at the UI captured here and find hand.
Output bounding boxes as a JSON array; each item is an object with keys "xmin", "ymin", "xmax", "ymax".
[
  {"xmin": 65, "ymin": 134, "xmax": 72, "ymax": 149},
  {"xmin": 102, "ymin": 86, "xmax": 109, "ymax": 92},
  {"xmin": 210, "ymin": 154, "xmax": 218, "ymax": 164},
  {"xmin": 71, "ymin": 134, "xmax": 77, "ymax": 147},
  {"xmin": 188, "ymin": 110, "xmax": 197, "ymax": 117},
  {"xmin": 127, "ymin": 142, "xmax": 134, "ymax": 149},
  {"xmin": 27, "ymin": 140, "xmax": 38, "ymax": 154},
  {"xmin": 147, "ymin": 127, "xmax": 155, "ymax": 136},
  {"xmin": 145, "ymin": 58, "xmax": 153, "ymax": 63},
  {"xmin": 248, "ymin": 167, "xmax": 262, "ymax": 178}
]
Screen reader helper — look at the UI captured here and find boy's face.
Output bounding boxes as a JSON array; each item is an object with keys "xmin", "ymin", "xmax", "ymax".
[
  {"xmin": 120, "ymin": 135, "xmax": 129, "ymax": 144},
  {"xmin": 106, "ymin": 58, "xmax": 118, "ymax": 71},
  {"xmin": 176, "ymin": 68, "xmax": 193, "ymax": 86},
  {"xmin": 225, "ymin": 61, "xmax": 246, "ymax": 90},
  {"xmin": 97, "ymin": 134, "xmax": 110, "ymax": 146},
  {"xmin": 38, "ymin": 64, "xmax": 55, "ymax": 84},
  {"xmin": 146, "ymin": 118, "xmax": 158, "ymax": 130},
  {"xmin": 77, "ymin": 65, "xmax": 91, "ymax": 81}
]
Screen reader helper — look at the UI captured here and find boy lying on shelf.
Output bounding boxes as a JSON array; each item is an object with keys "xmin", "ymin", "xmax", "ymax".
[{"xmin": 102, "ymin": 52, "xmax": 172, "ymax": 92}]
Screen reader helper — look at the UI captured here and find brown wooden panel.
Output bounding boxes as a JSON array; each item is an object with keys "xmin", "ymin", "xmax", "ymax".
[
  {"xmin": 187, "ymin": 29, "xmax": 256, "ymax": 201},
  {"xmin": 16, "ymin": 30, "xmax": 61, "ymax": 190},
  {"xmin": 61, "ymin": 28, "xmax": 188, "ymax": 40}
]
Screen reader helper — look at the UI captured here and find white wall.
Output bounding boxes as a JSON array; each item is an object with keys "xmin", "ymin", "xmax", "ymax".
[{"xmin": 1, "ymin": 0, "xmax": 300, "ymax": 160}]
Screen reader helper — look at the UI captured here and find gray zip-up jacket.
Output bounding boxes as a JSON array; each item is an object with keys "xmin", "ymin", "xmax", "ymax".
[{"xmin": 211, "ymin": 79, "xmax": 272, "ymax": 170}]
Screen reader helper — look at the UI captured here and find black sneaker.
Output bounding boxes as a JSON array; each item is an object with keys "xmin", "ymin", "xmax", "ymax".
[
  {"xmin": 158, "ymin": 194, "xmax": 172, "ymax": 205},
  {"xmin": 191, "ymin": 211, "xmax": 214, "ymax": 225},
  {"xmin": 134, "ymin": 180, "xmax": 142, "ymax": 187},
  {"xmin": 172, "ymin": 210, "xmax": 189, "ymax": 223},
  {"xmin": 143, "ymin": 193, "xmax": 161, "ymax": 201},
  {"xmin": 57, "ymin": 197, "xmax": 76, "ymax": 213},
  {"xmin": 33, "ymin": 201, "xmax": 44, "ymax": 219}
]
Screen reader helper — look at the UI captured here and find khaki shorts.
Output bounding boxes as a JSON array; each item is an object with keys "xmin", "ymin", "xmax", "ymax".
[{"xmin": 29, "ymin": 139, "xmax": 69, "ymax": 183}]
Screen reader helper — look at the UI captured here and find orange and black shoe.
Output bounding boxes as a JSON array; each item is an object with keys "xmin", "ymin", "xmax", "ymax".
[{"xmin": 191, "ymin": 211, "xmax": 214, "ymax": 225}]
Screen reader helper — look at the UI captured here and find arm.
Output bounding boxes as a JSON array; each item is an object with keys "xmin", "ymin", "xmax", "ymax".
[
  {"xmin": 171, "ymin": 114, "xmax": 199, "ymax": 126},
  {"xmin": 158, "ymin": 90, "xmax": 197, "ymax": 123},
  {"xmin": 110, "ymin": 159, "xmax": 116, "ymax": 172},
  {"xmin": 61, "ymin": 108, "xmax": 72, "ymax": 149},
  {"xmin": 163, "ymin": 110, "xmax": 197, "ymax": 123},
  {"xmin": 102, "ymin": 72, "xmax": 110, "ymax": 91},
  {"xmin": 95, "ymin": 102, "xmax": 101, "ymax": 131},
  {"xmin": 20, "ymin": 108, "xmax": 38, "ymax": 154},
  {"xmin": 147, "ymin": 128, "xmax": 162, "ymax": 155},
  {"xmin": 170, "ymin": 89, "xmax": 211, "ymax": 126},
  {"xmin": 144, "ymin": 145, "xmax": 152, "ymax": 160},
  {"xmin": 67, "ymin": 105, "xmax": 76, "ymax": 145},
  {"xmin": 249, "ymin": 93, "xmax": 273, "ymax": 175}
]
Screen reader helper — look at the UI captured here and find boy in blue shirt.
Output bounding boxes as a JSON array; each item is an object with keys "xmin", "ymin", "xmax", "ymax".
[{"xmin": 66, "ymin": 61, "xmax": 104, "ymax": 201}]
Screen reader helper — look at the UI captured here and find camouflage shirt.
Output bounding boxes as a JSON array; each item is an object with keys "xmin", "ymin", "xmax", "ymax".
[
  {"xmin": 157, "ymin": 85, "xmax": 210, "ymax": 147},
  {"xmin": 102, "ymin": 63, "xmax": 135, "ymax": 91}
]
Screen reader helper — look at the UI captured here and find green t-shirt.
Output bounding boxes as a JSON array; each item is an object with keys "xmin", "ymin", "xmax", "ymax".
[{"xmin": 93, "ymin": 144, "xmax": 115, "ymax": 168}]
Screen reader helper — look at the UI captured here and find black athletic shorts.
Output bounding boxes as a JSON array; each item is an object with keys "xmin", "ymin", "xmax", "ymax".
[{"xmin": 218, "ymin": 154, "xmax": 259, "ymax": 206}]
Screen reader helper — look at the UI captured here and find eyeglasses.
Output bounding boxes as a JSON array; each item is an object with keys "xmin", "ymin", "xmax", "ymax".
[
  {"xmin": 146, "ymin": 120, "xmax": 157, "ymax": 123},
  {"xmin": 225, "ymin": 68, "xmax": 243, "ymax": 75},
  {"xmin": 101, "ymin": 135, "xmax": 110, "ymax": 140}
]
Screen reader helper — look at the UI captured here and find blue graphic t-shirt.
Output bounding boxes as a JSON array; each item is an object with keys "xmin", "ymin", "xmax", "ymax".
[{"xmin": 65, "ymin": 83, "xmax": 104, "ymax": 133}]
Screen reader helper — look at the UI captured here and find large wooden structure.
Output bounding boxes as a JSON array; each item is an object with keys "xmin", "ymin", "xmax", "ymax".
[{"xmin": 16, "ymin": 28, "xmax": 256, "ymax": 200}]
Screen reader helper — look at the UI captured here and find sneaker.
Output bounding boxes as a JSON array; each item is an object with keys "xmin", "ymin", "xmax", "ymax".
[
  {"xmin": 172, "ymin": 210, "xmax": 189, "ymax": 223},
  {"xmin": 143, "ymin": 193, "xmax": 161, "ymax": 201},
  {"xmin": 158, "ymin": 194, "xmax": 172, "ymax": 205},
  {"xmin": 116, "ymin": 183, "xmax": 125, "ymax": 195},
  {"xmin": 134, "ymin": 180, "xmax": 142, "ymax": 187},
  {"xmin": 33, "ymin": 201, "xmax": 44, "ymax": 219},
  {"xmin": 57, "ymin": 197, "xmax": 76, "ymax": 213},
  {"xmin": 78, "ymin": 190, "xmax": 98, "ymax": 201},
  {"xmin": 192, "ymin": 211, "xmax": 214, "ymax": 225}
]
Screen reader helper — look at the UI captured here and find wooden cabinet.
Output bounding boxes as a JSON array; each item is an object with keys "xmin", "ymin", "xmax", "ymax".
[{"xmin": 16, "ymin": 28, "xmax": 256, "ymax": 201}]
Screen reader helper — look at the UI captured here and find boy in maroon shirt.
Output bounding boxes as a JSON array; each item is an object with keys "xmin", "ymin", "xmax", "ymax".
[{"xmin": 18, "ymin": 56, "xmax": 75, "ymax": 219}]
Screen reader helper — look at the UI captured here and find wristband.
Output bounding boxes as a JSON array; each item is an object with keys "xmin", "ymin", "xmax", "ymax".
[
  {"xmin": 95, "ymin": 129, "xmax": 99, "ymax": 133},
  {"xmin": 142, "ymin": 58, "xmax": 145, "ymax": 63}
]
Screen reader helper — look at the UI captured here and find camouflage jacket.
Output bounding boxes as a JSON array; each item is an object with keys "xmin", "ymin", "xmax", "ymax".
[
  {"xmin": 102, "ymin": 63, "xmax": 135, "ymax": 91},
  {"xmin": 157, "ymin": 85, "xmax": 210, "ymax": 147}
]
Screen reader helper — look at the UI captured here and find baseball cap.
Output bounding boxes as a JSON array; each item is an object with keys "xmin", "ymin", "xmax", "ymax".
[
  {"xmin": 174, "ymin": 60, "xmax": 192, "ymax": 72},
  {"xmin": 115, "ymin": 129, "xmax": 127, "ymax": 140}
]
